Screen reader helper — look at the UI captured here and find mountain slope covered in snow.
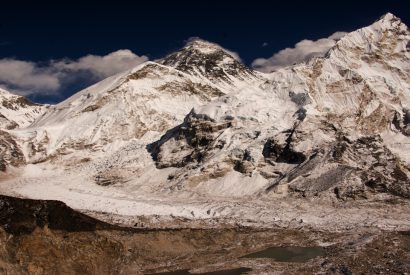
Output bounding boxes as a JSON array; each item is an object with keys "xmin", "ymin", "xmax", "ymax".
[
  {"xmin": 150, "ymin": 13, "xmax": 410, "ymax": 200},
  {"xmin": 1, "ymin": 13, "xmax": 410, "ymax": 230},
  {"xmin": 0, "ymin": 88, "xmax": 46, "ymax": 172}
]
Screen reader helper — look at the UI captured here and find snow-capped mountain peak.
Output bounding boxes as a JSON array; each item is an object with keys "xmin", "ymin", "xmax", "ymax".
[
  {"xmin": 9, "ymin": 43, "xmax": 263, "ymax": 164},
  {"xmin": 150, "ymin": 12, "xmax": 410, "ymax": 200},
  {"xmin": 159, "ymin": 38, "xmax": 255, "ymax": 82},
  {"xmin": 378, "ymin": 12, "xmax": 402, "ymax": 26},
  {"xmin": 366, "ymin": 12, "xmax": 407, "ymax": 37},
  {"xmin": 184, "ymin": 39, "xmax": 228, "ymax": 54},
  {"xmin": 332, "ymin": 11, "xmax": 409, "ymax": 54}
]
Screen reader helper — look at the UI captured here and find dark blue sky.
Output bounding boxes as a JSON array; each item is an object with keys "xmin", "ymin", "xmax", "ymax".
[{"xmin": 1, "ymin": 0, "xmax": 409, "ymax": 103}]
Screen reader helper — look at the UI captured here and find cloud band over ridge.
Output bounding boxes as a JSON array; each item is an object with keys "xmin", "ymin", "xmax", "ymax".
[{"xmin": 0, "ymin": 50, "xmax": 148, "ymax": 96}]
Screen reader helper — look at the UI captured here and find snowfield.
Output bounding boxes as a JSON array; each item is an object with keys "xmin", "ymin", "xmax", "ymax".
[{"xmin": 2, "ymin": 163, "xmax": 410, "ymax": 231}]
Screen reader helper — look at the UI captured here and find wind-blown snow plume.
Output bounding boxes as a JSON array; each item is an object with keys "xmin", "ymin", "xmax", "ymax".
[{"xmin": 185, "ymin": 37, "xmax": 242, "ymax": 62}]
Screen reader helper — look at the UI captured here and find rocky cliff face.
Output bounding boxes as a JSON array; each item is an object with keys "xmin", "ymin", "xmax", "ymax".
[{"xmin": 0, "ymin": 130, "xmax": 25, "ymax": 172}]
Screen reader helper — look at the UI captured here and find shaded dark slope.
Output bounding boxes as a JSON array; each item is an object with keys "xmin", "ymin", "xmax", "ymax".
[{"xmin": 0, "ymin": 195, "xmax": 117, "ymax": 235}]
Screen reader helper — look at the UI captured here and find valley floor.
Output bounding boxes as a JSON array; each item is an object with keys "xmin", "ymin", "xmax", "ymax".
[
  {"xmin": 1, "ymin": 166, "xmax": 410, "ymax": 274},
  {"xmin": 0, "ymin": 196, "xmax": 409, "ymax": 274}
]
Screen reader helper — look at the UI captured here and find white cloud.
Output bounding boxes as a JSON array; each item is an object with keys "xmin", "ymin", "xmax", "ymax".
[
  {"xmin": 0, "ymin": 50, "xmax": 148, "ymax": 96},
  {"xmin": 0, "ymin": 59, "xmax": 60, "ymax": 92},
  {"xmin": 252, "ymin": 31, "xmax": 347, "ymax": 72},
  {"xmin": 53, "ymin": 50, "xmax": 148, "ymax": 78}
]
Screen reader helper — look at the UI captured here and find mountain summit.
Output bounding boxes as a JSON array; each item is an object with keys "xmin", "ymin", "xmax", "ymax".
[{"xmin": 160, "ymin": 39, "xmax": 255, "ymax": 82}]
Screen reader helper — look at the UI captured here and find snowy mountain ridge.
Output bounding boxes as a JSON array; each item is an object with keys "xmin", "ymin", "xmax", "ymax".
[
  {"xmin": 0, "ymin": 87, "xmax": 46, "ymax": 130},
  {"xmin": 1, "ymin": 13, "xmax": 410, "ymax": 230}
]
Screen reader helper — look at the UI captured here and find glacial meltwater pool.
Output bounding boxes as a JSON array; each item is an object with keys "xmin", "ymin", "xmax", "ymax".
[
  {"xmin": 149, "ymin": 267, "xmax": 252, "ymax": 275},
  {"xmin": 149, "ymin": 246, "xmax": 325, "ymax": 274},
  {"xmin": 241, "ymin": 246, "xmax": 325, "ymax": 262}
]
